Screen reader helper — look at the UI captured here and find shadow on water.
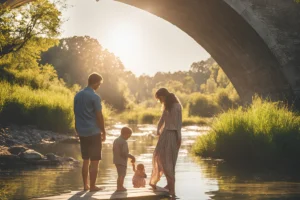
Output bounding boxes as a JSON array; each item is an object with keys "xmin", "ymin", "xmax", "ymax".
[{"xmin": 2, "ymin": 124, "xmax": 300, "ymax": 200}]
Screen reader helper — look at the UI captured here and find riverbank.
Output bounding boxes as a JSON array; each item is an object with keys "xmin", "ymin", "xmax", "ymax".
[
  {"xmin": 0, "ymin": 124, "xmax": 79, "ymax": 168},
  {"xmin": 192, "ymin": 97, "xmax": 300, "ymax": 167},
  {"xmin": 0, "ymin": 124, "xmax": 77, "ymax": 147}
]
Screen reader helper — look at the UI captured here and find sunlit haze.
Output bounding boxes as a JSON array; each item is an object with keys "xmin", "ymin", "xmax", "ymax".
[{"xmin": 62, "ymin": 0, "xmax": 210, "ymax": 76}]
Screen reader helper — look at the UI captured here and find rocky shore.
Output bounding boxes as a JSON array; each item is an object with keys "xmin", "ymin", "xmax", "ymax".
[
  {"xmin": 0, "ymin": 125, "xmax": 78, "ymax": 147},
  {"xmin": 0, "ymin": 124, "xmax": 80, "ymax": 168}
]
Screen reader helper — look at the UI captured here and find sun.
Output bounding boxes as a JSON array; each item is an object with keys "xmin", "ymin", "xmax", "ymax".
[{"xmin": 108, "ymin": 23, "xmax": 141, "ymax": 60}]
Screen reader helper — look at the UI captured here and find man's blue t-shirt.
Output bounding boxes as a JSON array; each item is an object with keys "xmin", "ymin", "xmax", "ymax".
[{"xmin": 74, "ymin": 87, "xmax": 102, "ymax": 137}]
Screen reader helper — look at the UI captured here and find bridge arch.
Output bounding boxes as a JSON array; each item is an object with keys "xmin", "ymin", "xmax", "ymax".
[{"xmin": 118, "ymin": 0, "xmax": 300, "ymax": 103}]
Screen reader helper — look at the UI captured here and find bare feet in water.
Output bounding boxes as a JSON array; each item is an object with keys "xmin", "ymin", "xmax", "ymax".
[
  {"xmin": 149, "ymin": 184, "xmax": 157, "ymax": 190},
  {"xmin": 84, "ymin": 185, "xmax": 90, "ymax": 191},
  {"xmin": 164, "ymin": 185, "xmax": 169, "ymax": 190},
  {"xmin": 169, "ymin": 192, "xmax": 176, "ymax": 198},
  {"xmin": 169, "ymin": 194, "xmax": 177, "ymax": 200},
  {"xmin": 89, "ymin": 186, "xmax": 104, "ymax": 192},
  {"xmin": 116, "ymin": 187, "xmax": 127, "ymax": 192}
]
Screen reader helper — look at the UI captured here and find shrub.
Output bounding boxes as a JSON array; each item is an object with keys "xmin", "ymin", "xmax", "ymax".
[
  {"xmin": 182, "ymin": 116, "xmax": 208, "ymax": 126},
  {"xmin": 188, "ymin": 93, "xmax": 220, "ymax": 117},
  {"xmin": 192, "ymin": 96, "xmax": 300, "ymax": 166},
  {"xmin": 0, "ymin": 82, "xmax": 74, "ymax": 132},
  {"xmin": 118, "ymin": 105, "xmax": 161, "ymax": 124}
]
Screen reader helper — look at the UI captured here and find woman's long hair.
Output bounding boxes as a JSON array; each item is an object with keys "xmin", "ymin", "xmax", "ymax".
[{"xmin": 155, "ymin": 88, "xmax": 181, "ymax": 112}]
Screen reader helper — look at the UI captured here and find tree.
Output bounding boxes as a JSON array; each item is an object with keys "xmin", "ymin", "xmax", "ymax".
[
  {"xmin": 216, "ymin": 68, "xmax": 230, "ymax": 88},
  {"xmin": 41, "ymin": 36, "xmax": 131, "ymax": 110},
  {"xmin": 0, "ymin": 0, "xmax": 64, "ymax": 59}
]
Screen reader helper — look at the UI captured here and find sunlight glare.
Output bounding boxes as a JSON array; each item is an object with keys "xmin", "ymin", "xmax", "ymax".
[{"xmin": 108, "ymin": 23, "xmax": 141, "ymax": 60}]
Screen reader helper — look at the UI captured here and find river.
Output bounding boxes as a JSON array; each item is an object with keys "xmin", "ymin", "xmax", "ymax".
[{"xmin": 1, "ymin": 124, "xmax": 300, "ymax": 200}]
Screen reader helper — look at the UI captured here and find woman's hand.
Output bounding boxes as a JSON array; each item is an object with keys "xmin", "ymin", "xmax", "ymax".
[{"xmin": 177, "ymin": 139, "xmax": 181, "ymax": 149}]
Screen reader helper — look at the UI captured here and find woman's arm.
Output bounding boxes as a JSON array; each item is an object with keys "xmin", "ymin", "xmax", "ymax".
[
  {"xmin": 157, "ymin": 110, "xmax": 166, "ymax": 135},
  {"xmin": 176, "ymin": 105, "xmax": 182, "ymax": 148}
]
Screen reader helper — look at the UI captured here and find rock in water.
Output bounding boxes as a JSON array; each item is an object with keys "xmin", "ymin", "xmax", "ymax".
[
  {"xmin": 65, "ymin": 157, "xmax": 76, "ymax": 162},
  {"xmin": 20, "ymin": 149, "xmax": 43, "ymax": 160},
  {"xmin": 8, "ymin": 146, "xmax": 28, "ymax": 155},
  {"xmin": 46, "ymin": 153, "xmax": 57, "ymax": 161}
]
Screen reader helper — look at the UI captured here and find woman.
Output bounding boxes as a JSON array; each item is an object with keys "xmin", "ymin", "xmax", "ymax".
[{"xmin": 150, "ymin": 88, "xmax": 182, "ymax": 197}]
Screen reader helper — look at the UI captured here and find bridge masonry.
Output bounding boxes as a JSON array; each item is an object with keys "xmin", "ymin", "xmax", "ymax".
[{"xmin": 224, "ymin": 0, "xmax": 300, "ymax": 100}]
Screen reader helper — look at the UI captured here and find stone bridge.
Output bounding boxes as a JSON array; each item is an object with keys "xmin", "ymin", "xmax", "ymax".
[
  {"xmin": 118, "ymin": 0, "xmax": 300, "ymax": 104},
  {"xmin": 2, "ymin": 0, "xmax": 300, "ymax": 105}
]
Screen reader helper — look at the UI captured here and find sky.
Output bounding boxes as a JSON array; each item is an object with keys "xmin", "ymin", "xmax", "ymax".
[{"xmin": 61, "ymin": 0, "xmax": 210, "ymax": 76}]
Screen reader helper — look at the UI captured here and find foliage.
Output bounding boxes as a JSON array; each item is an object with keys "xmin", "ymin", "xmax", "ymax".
[
  {"xmin": 0, "ymin": 0, "xmax": 64, "ymax": 59},
  {"xmin": 182, "ymin": 116, "xmax": 208, "ymax": 126},
  {"xmin": 188, "ymin": 93, "xmax": 220, "ymax": 117},
  {"xmin": 118, "ymin": 104, "xmax": 161, "ymax": 124},
  {"xmin": 40, "ymin": 35, "xmax": 240, "ymax": 122},
  {"xmin": 192, "ymin": 96, "xmax": 300, "ymax": 166},
  {"xmin": 0, "ymin": 81, "xmax": 74, "ymax": 132},
  {"xmin": 41, "ymin": 36, "xmax": 131, "ymax": 110},
  {"xmin": 215, "ymin": 89, "xmax": 239, "ymax": 111}
]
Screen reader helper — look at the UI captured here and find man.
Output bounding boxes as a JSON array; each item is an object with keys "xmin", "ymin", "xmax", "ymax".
[{"xmin": 74, "ymin": 73, "xmax": 106, "ymax": 192}]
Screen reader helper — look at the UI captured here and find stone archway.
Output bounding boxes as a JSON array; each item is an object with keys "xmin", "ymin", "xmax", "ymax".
[{"xmin": 118, "ymin": 0, "xmax": 300, "ymax": 104}]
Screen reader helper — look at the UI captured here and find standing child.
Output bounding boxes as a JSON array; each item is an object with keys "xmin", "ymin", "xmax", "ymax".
[
  {"xmin": 113, "ymin": 126, "xmax": 135, "ymax": 191},
  {"xmin": 132, "ymin": 163, "xmax": 147, "ymax": 188}
]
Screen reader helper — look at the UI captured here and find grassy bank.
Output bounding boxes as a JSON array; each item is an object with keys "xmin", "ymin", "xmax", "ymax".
[
  {"xmin": 117, "ymin": 103, "xmax": 210, "ymax": 126},
  {"xmin": 117, "ymin": 105, "xmax": 161, "ymax": 124},
  {"xmin": 0, "ymin": 81, "xmax": 113, "ymax": 132},
  {"xmin": 0, "ymin": 81, "xmax": 74, "ymax": 132},
  {"xmin": 192, "ymin": 97, "xmax": 300, "ymax": 166}
]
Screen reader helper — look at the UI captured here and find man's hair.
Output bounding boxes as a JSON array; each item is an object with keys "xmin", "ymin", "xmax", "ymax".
[
  {"xmin": 121, "ymin": 126, "xmax": 132, "ymax": 136},
  {"xmin": 88, "ymin": 73, "xmax": 103, "ymax": 85}
]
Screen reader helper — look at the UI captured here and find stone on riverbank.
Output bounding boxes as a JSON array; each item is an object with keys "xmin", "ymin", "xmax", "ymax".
[
  {"xmin": 0, "ymin": 124, "xmax": 76, "ymax": 147},
  {"xmin": 0, "ymin": 145, "xmax": 79, "ymax": 168},
  {"xmin": 8, "ymin": 146, "xmax": 28, "ymax": 155},
  {"xmin": 46, "ymin": 153, "xmax": 57, "ymax": 161},
  {"xmin": 20, "ymin": 149, "xmax": 43, "ymax": 160}
]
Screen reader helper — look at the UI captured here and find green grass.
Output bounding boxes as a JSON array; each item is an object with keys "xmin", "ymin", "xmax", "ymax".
[
  {"xmin": 118, "ymin": 102, "xmax": 211, "ymax": 126},
  {"xmin": 0, "ymin": 81, "xmax": 113, "ymax": 132},
  {"xmin": 192, "ymin": 96, "xmax": 300, "ymax": 166},
  {"xmin": 182, "ymin": 116, "xmax": 209, "ymax": 126},
  {"xmin": 188, "ymin": 93, "xmax": 220, "ymax": 117},
  {"xmin": 118, "ymin": 105, "xmax": 161, "ymax": 124},
  {"xmin": 0, "ymin": 81, "xmax": 74, "ymax": 132}
]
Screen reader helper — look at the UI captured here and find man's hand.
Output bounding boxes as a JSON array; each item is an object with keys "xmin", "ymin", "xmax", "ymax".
[
  {"xmin": 96, "ymin": 111, "xmax": 106, "ymax": 142},
  {"xmin": 131, "ymin": 156, "xmax": 136, "ymax": 164},
  {"xmin": 101, "ymin": 131, "xmax": 106, "ymax": 142}
]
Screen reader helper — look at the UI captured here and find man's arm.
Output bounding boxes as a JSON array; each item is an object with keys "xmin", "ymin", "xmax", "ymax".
[
  {"xmin": 128, "ymin": 153, "xmax": 135, "ymax": 162},
  {"xmin": 96, "ymin": 110, "xmax": 106, "ymax": 142},
  {"xmin": 94, "ymin": 95, "xmax": 106, "ymax": 142}
]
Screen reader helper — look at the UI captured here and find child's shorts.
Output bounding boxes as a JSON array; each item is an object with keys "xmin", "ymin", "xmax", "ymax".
[{"xmin": 115, "ymin": 164, "xmax": 127, "ymax": 177}]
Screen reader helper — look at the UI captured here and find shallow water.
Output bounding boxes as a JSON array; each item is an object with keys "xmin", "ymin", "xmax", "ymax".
[{"xmin": 1, "ymin": 124, "xmax": 300, "ymax": 200}]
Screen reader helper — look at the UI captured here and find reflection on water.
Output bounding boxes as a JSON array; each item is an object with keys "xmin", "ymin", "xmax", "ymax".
[{"xmin": 1, "ymin": 124, "xmax": 300, "ymax": 200}]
